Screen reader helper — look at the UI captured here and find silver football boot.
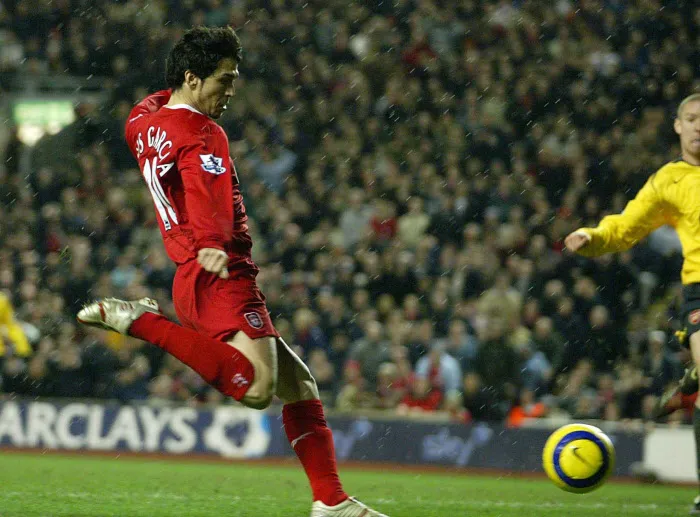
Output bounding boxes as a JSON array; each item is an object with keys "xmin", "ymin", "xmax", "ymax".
[{"xmin": 77, "ymin": 297, "xmax": 160, "ymax": 335}]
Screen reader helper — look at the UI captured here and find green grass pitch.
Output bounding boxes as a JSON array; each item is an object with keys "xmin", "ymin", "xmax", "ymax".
[{"xmin": 0, "ymin": 453, "xmax": 695, "ymax": 516}]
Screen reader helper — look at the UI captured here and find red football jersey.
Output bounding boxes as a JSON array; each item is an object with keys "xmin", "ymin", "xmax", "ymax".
[{"xmin": 125, "ymin": 90, "xmax": 256, "ymax": 272}]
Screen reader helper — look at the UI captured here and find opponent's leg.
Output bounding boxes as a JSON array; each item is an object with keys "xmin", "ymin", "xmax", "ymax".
[
  {"xmin": 276, "ymin": 338, "xmax": 388, "ymax": 516},
  {"xmin": 77, "ymin": 298, "xmax": 255, "ymax": 401},
  {"xmin": 655, "ymin": 365, "xmax": 698, "ymax": 418},
  {"xmin": 690, "ymin": 332, "xmax": 700, "ymax": 515}
]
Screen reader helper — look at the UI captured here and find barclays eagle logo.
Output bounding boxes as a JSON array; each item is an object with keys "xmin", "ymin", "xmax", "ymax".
[{"xmin": 203, "ymin": 407, "xmax": 271, "ymax": 458}]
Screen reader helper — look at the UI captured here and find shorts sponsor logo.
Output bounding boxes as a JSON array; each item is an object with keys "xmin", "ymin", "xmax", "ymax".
[
  {"xmin": 688, "ymin": 309, "xmax": 700, "ymax": 325},
  {"xmin": 244, "ymin": 312, "xmax": 264, "ymax": 329}
]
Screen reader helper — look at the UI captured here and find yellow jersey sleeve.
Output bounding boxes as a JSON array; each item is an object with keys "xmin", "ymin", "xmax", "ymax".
[
  {"xmin": 576, "ymin": 174, "xmax": 670, "ymax": 257},
  {"xmin": 0, "ymin": 293, "xmax": 32, "ymax": 357}
]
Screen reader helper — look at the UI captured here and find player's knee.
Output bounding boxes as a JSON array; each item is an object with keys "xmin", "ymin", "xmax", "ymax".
[
  {"xmin": 242, "ymin": 364, "xmax": 276, "ymax": 410},
  {"xmin": 691, "ymin": 330, "xmax": 700, "ymax": 345},
  {"xmin": 243, "ymin": 391, "xmax": 274, "ymax": 410},
  {"xmin": 690, "ymin": 331, "xmax": 700, "ymax": 362},
  {"xmin": 244, "ymin": 382, "xmax": 275, "ymax": 409}
]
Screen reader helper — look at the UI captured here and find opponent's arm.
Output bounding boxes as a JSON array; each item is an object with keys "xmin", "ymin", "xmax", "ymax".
[
  {"xmin": 179, "ymin": 126, "xmax": 233, "ymax": 278},
  {"xmin": 566, "ymin": 175, "xmax": 668, "ymax": 257}
]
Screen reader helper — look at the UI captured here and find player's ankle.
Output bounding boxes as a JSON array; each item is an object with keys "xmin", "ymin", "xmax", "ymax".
[
  {"xmin": 128, "ymin": 311, "xmax": 163, "ymax": 338},
  {"xmin": 317, "ymin": 492, "xmax": 348, "ymax": 507}
]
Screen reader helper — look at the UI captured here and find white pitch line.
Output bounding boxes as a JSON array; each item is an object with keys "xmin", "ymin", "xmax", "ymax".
[
  {"xmin": 374, "ymin": 498, "xmax": 666, "ymax": 511},
  {"xmin": 0, "ymin": 491, "xmax": 679, "ymax": 512}
]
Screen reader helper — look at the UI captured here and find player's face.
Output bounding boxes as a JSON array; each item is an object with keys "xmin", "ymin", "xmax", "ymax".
[
  {"xmin": 197, "ymin": 57, "xmax": 239, "ymax": 119},
  {"xmin": 675, "ymin": 100, "xmax": 700, "ymax": 161}
]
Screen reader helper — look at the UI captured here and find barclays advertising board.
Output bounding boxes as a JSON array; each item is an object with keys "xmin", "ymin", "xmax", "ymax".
[
  {"xmin": 0, "ymin": 400, "xmax": 271, "ymax": 458},
  {"xmin": 0, "ymin": 400, "xmax": 644, "ymax": 475},
  {"xmin": 268, "ymin": 415, "xmax": 644, "ymax": 476}
]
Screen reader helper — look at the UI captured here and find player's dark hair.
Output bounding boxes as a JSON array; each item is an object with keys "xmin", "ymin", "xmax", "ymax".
[{"xmin": 165, "ymin": 26, "xmax": 242, "ymax": 90}]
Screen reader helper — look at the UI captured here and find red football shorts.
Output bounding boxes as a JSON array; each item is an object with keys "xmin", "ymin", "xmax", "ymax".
[{"xmin": 172, "ymin": 259, "xmax": 279, "ymax": 342}]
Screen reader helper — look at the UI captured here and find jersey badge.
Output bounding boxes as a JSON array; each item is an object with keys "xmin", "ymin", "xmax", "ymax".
[{"xmin": 244, "ymin": 312, "xmax": 264, "ymax": 329}]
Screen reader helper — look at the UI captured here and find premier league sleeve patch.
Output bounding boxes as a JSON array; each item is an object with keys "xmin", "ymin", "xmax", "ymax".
[{"xmin": 200, "ymin": 154, "xmax": 227, "ymax": 175}]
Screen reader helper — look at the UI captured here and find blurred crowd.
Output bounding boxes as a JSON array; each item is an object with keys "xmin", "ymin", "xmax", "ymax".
[{"xmin": 1, "ymin": 0, "xmax": 700, "ymax": 426}]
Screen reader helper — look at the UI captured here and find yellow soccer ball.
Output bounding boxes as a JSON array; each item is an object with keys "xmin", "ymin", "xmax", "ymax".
[{"xmin": 542, "ymin": 423, "xmax": 615, "ymax": 493}]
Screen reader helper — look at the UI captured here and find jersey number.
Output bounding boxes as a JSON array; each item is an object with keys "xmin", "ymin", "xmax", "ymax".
[{"xmin": 142, "ymin": 157, "xmax": 178, "ymax": 231}]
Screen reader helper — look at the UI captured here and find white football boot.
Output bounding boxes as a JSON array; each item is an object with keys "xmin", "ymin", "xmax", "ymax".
[
  {"xmin": 311, "ymin": 497, "xmax": 389, "ymax": 517},
  {"xmin": 77, "ymin": 297, "xmax": 161, "ymax": 335},
  {"xmin": 690, "ymin": 494, "xmax": 700, "ymax": 515}
]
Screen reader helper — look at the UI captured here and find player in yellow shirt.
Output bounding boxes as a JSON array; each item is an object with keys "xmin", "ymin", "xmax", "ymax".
[{"xmin": 565, "ymin": 92, "xmax": 700, "ymax": 514}]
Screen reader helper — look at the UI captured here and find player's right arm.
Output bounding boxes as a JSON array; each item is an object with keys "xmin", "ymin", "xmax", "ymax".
[
  {"xmin": 566, "ymin": 174, "xmax": 670, "ymax": 257},
  {"xmin": 178, "ymin": 124, "xmax": 234, "ymax": 279}
]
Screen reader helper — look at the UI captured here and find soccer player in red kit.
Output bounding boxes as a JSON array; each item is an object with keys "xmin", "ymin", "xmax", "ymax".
[{"xmin": 77, "ymin": 27, "xmax": 387, "ymax": 517}]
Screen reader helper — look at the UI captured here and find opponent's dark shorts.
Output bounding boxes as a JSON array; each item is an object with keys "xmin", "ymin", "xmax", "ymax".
[
  {"xmin": 678, "ymin": 284, "xmax": 700, "ymax": 348},
  {"xmin": 172, "ymin": 259, "xmax": 279, "ymax": 342}
]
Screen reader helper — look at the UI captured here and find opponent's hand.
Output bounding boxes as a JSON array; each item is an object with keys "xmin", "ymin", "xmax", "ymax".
[
  {"xmin": 564, "ymin": 230, "xmax": 591, "ymax": 253},
  {"xmin": 197, "ymin": 248, "xmax": 229, "ymax": 278}
]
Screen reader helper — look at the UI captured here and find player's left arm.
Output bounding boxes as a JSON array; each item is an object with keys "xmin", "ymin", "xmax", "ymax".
[
  {"xmin": 178, "ymin": 125, "xmax": 234, "ymax": 276},
  {"xmin": 569, "ymin": 174, "xmax": 670, "ymax": 257}
]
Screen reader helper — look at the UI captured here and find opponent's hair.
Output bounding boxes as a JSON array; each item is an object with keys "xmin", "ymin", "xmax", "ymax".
[
  {"xmin": 677, "ymin": 93, "xmax": 700, "ymax": 118},
  {"xmin": 165, "ymin": 26, "xmax": 242, "ymax": 90}
]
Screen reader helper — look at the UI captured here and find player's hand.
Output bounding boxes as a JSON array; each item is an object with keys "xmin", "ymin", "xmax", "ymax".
[
  {"xmin": 197, "ymin": 248, "xmax": 229, "ymax": 279},
  {"xmin": 564, "ymin": 230, "xmax": 591, "ymax": 253}
]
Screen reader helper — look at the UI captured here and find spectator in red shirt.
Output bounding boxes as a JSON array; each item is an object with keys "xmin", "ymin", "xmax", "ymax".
[
  {"xmin": 506, "ymin": 388, "xmax": 548, "ymax": 428},
  {"xmin": 370, "ymin": 199, "xmax": 397, "ymax": 244},
  {"xmin": 375, "ymin": 362, "xmax": 407, "ymax": 410},
  {"xmin": 397, "ymin": 377, "xmax": 442, "ymax": 414},
  {"xmin": 401, "ymin": 26, "xmax": 437, "ymax": 75}
]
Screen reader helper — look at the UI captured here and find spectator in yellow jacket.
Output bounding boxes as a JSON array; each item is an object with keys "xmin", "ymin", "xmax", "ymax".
[{"xmin": 0, "ymin": 292, "xmax": 32, "ymax": 358}]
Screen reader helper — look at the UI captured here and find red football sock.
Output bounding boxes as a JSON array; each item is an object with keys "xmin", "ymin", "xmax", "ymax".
[
  {"xmin": 129, "ymin": 312, "xmax": 254, "ymax": 400},
  {"xmin": 283, "ymin": 399, "xmax": 347, "ymax": 506}
]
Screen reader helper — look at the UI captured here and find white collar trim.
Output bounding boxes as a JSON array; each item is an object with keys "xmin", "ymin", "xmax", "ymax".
[{"xmin": 165, "ymin": 104, "xmax": 204, "ymax": 115}]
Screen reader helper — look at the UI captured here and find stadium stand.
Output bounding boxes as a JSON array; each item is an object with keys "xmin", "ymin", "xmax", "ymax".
[{"xmin": 1, "ymin": 0, "xmax": 699, "ymax": 426}]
